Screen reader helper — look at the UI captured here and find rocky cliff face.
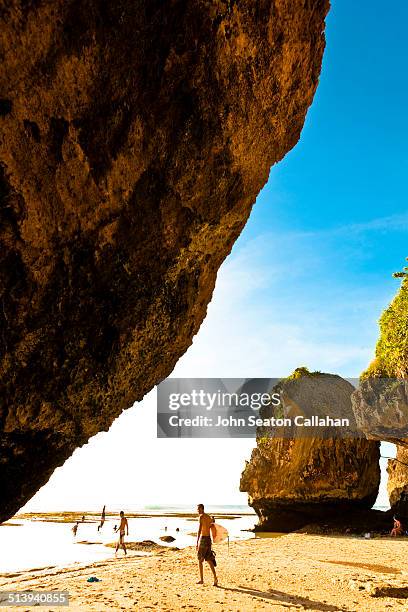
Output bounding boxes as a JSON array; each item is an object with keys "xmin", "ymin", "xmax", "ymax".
[
  {"xmin": 355, "ymin": 275, "xmax": 408, "ymax": 517},
  {"xmin": 240, "ymin": 371, "xmax": 381, "ymax": 531},
  {"xmin": 388, "ymin": 446, "xmax": 408, "ymax": 519},
  {"xmin": 0, "ymin": 1, "xmax": 329, "ymax": 521},
  {"xmin": 352, "ymin": 378, "xmax": 408, "ymax": 446}
]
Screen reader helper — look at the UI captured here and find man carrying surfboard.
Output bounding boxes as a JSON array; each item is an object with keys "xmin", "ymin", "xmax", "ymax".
[{"xmin": 196, "ymin": 503, "xmax": 218, "ymax": 586}]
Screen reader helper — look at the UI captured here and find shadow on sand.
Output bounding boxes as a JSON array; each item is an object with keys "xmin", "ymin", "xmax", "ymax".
[
  {"xmin": 321, "ymin": 559, "xmax": 400, "ymax": 575},
  {"xmin": 219, "ymin": 585, "xmax": 346, "ymax": 611},
  {"xmin": 371, "ymin": 586, "xmax": 408, "ymax": 599}
]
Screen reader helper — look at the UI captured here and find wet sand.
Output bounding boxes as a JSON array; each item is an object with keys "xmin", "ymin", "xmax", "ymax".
[
  {"xmin": 16, "ymin": 511, "xmax": 248, "ymax": 523},
  {"xmin": 1, "ymin": 533, "xmax": 408, "ymax": 611}
]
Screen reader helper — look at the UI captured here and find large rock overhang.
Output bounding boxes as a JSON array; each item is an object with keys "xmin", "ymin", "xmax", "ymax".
[{"xmin": 0, "ymin": 0, "xmax": 329, "ymax": 522}]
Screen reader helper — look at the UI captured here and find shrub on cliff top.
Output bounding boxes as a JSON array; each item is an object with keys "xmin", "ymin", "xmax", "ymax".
[
  {"xmin": 285, "ymin": 367, "xmax": 322, "ymax": 380},
  {"xmin": 362, "ymin": 269, "xmax": 408, "ymax": 379}
]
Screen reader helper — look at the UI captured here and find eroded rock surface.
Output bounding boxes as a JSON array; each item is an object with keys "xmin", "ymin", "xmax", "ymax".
[
  {"xmin": 352, "ymin": 378, "xmax": 408, "ymax": 446},
  {"xmin": 240, "ymin": 372, "xmax": 381, "ymax": 531},
  {"xmin": 387, "ymin": 446, "xmax": 408, "ymax": 518},
  {"xmin": 355, "ymin": 275, "xmax": 408, "ymax": 515},
  {"xmin": 0, "ymin": 1, "xmax": 329, "ymax": 521}
]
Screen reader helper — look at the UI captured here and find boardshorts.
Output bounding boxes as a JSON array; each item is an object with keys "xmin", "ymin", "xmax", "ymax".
[{"xmin": 197, "ymin": 535, "xmax": 213, "ymax": 562}]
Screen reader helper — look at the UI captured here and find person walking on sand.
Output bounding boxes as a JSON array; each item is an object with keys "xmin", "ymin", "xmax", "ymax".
[
  {"xmin": 115, "ymin": 511, "xmax": 129, "ymax": 556},
  {"xmin": 72, "ymin": 522, "xmax": 78, "ymax": 537},
  {"xmin": 196, "ymin": 503, "xmax": 218, "ymax": 586}
]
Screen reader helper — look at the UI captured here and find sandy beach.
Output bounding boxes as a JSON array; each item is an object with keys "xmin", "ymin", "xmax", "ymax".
[{"xmin": 1, "ymin": 533, "xmax": 408, "ymax": 611}]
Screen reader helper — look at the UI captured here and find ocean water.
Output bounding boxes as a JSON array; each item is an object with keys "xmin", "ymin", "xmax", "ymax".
[
  {"xmin": 0, "ymin": 506, "xmax": 257, "ymax": 575},
  {"xmin": 0, "ymin": 520, "xmax": 113, "ymax": 574},
  {"xmin": 373, "ymin": 504, "xmax": 390, "ymax": 512},
  {"xmin": 0, "ymin": 503, "xmax": 391, "ymax": 575}
]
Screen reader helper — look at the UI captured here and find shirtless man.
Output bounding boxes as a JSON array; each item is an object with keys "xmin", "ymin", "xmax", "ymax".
[
  {"xmin": 196, "ymin": 504, "xmax": 218, "ymax": 586},
  {"xmin": 115, "ymin": 511, "xmax": 129, "ymax": 556}
]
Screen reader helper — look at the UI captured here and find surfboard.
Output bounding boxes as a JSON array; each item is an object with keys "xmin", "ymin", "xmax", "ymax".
[{"xmin": 211, "ymin": 523, "xmax": 228, "ymax": 544}]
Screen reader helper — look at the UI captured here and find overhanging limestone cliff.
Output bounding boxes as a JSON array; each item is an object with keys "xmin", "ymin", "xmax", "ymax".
[{"xmin": 0, "ymin": 1, "xmax": 329, "ymax": 521}]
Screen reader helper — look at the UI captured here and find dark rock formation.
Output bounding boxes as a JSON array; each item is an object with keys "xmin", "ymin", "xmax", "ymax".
[
  {"xmin": 159, "ymin": 535, "xmax": 176, "ymax": 543},
  {"xmin": 0, "ymin": 1, "xmax": 329, "ymax": 521},
  {"xmin": 240, "ymin": 371, "xmax": 381, "ymax": 532},
  {"xmin": 297, "ymin": 508, "xmax": 392, "ymax": 536}
]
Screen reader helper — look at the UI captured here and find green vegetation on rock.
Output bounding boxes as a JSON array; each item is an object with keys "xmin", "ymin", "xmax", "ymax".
[
  {"xmin": 362, "ymin": 274, "xmax": 408, "ymax": 379},
  {"xmin": 283, "ymin": 366, "xmax": 322, "ymax": 381}
]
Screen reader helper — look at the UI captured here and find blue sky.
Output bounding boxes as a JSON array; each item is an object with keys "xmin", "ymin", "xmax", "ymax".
[
  {"xmin": 230, "ymin": 0, "xmax": 408, "ymax": 379},
  {"xmin": 24, "ymin": 1, "xmax": 406, "ymax": 511},
  {"xmin": 248, "ymin": 0, "xmax": 408, "ymax": 240}
]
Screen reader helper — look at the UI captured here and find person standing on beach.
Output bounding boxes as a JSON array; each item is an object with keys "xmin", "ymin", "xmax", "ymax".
[
  {"xmin": 97, "ymin": 505, "xmax": 106, "ymax": 532},
  {"xmin": 115, "ymin": 511, "xmax": 129, "ymax": 556},
  {"xmin": 196, "ymin": 504, "xmax": 218, "ymax": 586}
]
